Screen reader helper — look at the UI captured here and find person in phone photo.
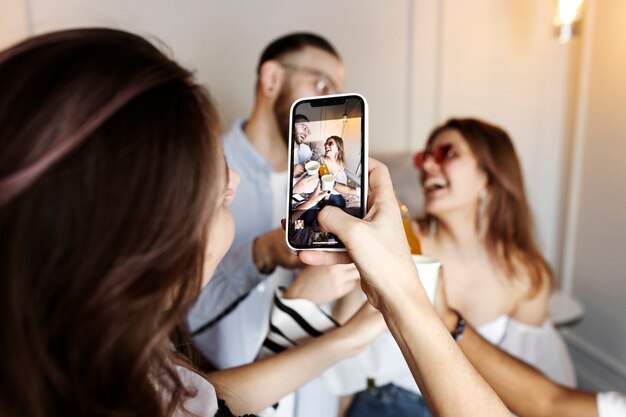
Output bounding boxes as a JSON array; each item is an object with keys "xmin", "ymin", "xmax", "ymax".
[
  {"xmin": 297, "ymin": 136, "xmax": 358, "ymax": 228},
  {"xmin": 292, "ymin": 114, "xmax": 313, "ymax": 177},
  {"xmin": 319, "ymin": 135, "xmax": 359, "ymax": 196}
]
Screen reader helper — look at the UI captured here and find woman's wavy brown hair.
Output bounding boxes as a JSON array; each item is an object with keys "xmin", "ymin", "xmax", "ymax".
[
  {"xmin": 422, "ymin": 118, "xmax": 552, "ymax": 295},
  {"xmin": 0, "ymin": 29, "xmax": 221, "ymax": 416},
  {"xmin": 325, "ymin": 135, "xmax": 345, "ymax": 166}
]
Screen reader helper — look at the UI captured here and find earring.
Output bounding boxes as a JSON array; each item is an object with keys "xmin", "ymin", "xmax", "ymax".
[{"xmin": 477, "ymin": 190, "xmax": 489, "ymax": 240}]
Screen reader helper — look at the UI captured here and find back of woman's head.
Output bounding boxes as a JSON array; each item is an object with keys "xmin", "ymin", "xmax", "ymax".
[
  {"xmin": 0, "ymin": 28, "xmax": 221, "ymax": 416},
  {"xmin": 426, "ymin": 118, "xmax": 552, "ymax": 294}
]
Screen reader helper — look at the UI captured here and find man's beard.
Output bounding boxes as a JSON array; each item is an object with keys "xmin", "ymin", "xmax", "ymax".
[{"xmin": 273, "ymin": 82, "xmax": 293, "ymax": 146}]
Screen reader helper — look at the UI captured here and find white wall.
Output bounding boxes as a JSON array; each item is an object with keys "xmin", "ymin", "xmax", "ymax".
[
  {"xmin": 0, "ymin": 0, "xmax": 30, "ymax": 49},
  {"xmin": 23, "ymin": 0, "xmax": 412, "ymax": 155},
  {"xmin": 15, "ymin": 0, "xmax": 571, "ymax": 270},
  {"xmin": 561, "ymin": 0, "xmax": 626, "ymax": 392},
  {"xmin": 418, "ymin": 0, "xmax": 576, "ymax": 271},
  {"xmin": 2, "ymin": 0, "xmax": 623, "ymax": 391}
]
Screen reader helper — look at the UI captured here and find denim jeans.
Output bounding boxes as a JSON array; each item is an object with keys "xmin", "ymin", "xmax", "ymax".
[
  {"xmin": 345, "ymin": 384, "xmax": 433, "ymax": 417},
  {"xmin": 301, "ymin": 194, "xmax": 346, "ymax": 226}
]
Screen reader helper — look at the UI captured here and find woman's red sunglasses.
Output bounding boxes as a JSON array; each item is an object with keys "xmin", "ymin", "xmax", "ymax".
[{"xmin": 414, "ymin": 144, "xmax": 455, "ymax": 170}]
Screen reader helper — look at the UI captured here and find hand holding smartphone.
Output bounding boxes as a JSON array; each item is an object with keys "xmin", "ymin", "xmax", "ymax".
[{"xmin": 286, "ymin": 94, "xmax": 368, "ymax": 250}]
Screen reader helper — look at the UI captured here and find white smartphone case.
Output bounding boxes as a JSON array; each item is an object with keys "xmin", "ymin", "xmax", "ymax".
[{"xmin": 285, "ymin": 93, "xmax": 368, "ymax": 251}]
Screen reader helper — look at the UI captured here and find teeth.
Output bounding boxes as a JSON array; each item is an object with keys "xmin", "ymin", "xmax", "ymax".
[{"xmin": 424, "ymin": 177, "xmax": 447, "ymax": 191}]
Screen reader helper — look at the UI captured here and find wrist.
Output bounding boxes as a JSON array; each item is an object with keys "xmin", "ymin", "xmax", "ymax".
[
  {"xmin": 377, "ymin": 285, "xmax": 433, "ymax": 326},
  {"xmin": 375, "ymin": 269, "xmax": 429, "ymax": 314},
  {"xmin": 442, "ymin": 309, "xmax": 459, "ymax": 333},
  {"xmin": 444, "ymin": 309, "xmax": 466, "ymax": 341}
]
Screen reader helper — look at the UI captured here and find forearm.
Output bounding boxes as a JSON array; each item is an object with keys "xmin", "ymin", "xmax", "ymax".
[
  {"xmin": 551, "ymin": 389, "xmax": 598, "ymax": 417},
  {"xmin": 293, "ymin": 163, "xmax": 305, "ymax": 177},
  {"xmin": 458, "ymin": 325, "xmax": 597, "ymax": 417},
  {"xmin": 334, "ymin": 183, "xmax": 357, "ymax": 195},
  {"xmin": 332, "ymin": 287, "xmax": 365, "ymax": 324},
  {"xmin": 297, "ymin": 197, "xmax": 321, "ymax": 210},
  {"xmin": 207, "ymin": 326, "xmax": 359, "ymax": 415},
  {"xmin": 381, "ymin": 289, "xmax": 510, "ymax": 417}
]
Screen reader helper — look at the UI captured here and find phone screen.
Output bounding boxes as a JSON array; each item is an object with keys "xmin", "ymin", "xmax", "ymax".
[{"xmin": 286, "ymin": 94, "xmax": 367, "ymax": 250}]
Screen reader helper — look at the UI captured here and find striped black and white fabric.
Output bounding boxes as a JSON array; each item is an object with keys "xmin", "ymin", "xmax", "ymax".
[
  {"xmin": 255, "ymin": 289, "xmax": 340, "ymax": 417},
  {"xmin": 257, "ymin": 289, "xmax": 339, "ymax": 360}
]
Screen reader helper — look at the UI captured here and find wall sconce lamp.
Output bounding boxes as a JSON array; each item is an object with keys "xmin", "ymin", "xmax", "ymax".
[{"xmin": 554, "ymin": 0, "xmax": 585, "ymax": 43}]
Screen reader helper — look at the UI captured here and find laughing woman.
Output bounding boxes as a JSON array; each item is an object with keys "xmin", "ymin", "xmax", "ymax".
[
  {"xmin": 298, "ymin": 136, "xmax": 358, "ymax": 228},
  {"xmin": 343, "ymin": 119, "xmax": 575, "ymax": 417},
  {"xmin": 319, "ymin": 135, "xmax": 358, "ymax": 197},
  {"xmin": 413, "ymin": 118, "xmax": 575, "ymax": 386}
]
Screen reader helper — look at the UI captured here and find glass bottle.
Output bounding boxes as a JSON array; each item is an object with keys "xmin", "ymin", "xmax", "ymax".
[
  {"xmin": 400, "ymin": 202, "xmax": 422, "ymax": 254},
  {"xmin": 319, "ymin": 162, "xmax": 330, "ymax": 177}
]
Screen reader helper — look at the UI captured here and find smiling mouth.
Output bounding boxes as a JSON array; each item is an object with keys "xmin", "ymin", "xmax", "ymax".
[{"xmin": 423, "ymin": 177, "xmax": 448, "ymax": 193}]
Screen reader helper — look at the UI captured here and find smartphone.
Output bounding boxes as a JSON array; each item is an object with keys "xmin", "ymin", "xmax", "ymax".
[{"xmin": 286, "ymin": 93, "xmax": 368, "ymax": 250}]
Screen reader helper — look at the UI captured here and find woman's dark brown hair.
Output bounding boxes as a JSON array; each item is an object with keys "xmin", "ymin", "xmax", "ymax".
[
  {"xmin": 423, "ymin": 118, "xmax": 552, "ymax": 295},
  {"xmin": 0, "ymin": 28, "xmax": 221, "ymax": 416}
]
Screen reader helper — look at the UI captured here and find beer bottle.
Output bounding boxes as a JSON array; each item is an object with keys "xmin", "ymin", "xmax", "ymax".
[{"xmin": 400, "ymin": 201, "xmax": 422, "ymax": 254}]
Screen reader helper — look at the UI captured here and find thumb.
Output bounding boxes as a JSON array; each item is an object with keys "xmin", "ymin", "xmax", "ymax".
[{"xmin": 317, "ymin": 205, "xmax": 362, "ymax": 244}]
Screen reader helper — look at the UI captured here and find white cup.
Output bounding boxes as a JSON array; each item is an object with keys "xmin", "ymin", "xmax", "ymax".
[
  {"xmin": 412, "ymin": 255, "xmax": 441, "ymax": 304},
  {"xmin": 321, "ymin": 174, "xmax": 335, "ymax": 191},
  {"xmin": 305, "ymin": 160, "xmax": 320, "ymax": 176}
]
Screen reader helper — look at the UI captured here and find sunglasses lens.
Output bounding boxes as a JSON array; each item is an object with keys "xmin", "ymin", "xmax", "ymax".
[
  {"xmin": 433, "ymin": 144, "xmax": 451, "ymax": 163},
  {"xmin": 415, "ymin": 144, "xmax": 454, "ymax": 169}
]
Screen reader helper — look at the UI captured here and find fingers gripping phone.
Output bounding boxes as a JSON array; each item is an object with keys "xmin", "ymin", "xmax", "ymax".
[{"xmin": 286, "ymin": 93, "xmax": 368, "ymax": 250}]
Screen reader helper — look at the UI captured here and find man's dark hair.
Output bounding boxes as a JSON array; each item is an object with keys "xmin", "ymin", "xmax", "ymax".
[
  {"xmin": 294, "ymin": 114, "xmax": 310, "ymax": 124},
  {"xmin": 257, "ymin": 32, "xmax": 340, "ymax": 74}
]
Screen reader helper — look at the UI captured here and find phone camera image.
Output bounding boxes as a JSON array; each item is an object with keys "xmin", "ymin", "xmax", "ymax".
[{"xmin": 288, "ymin": 94, "xmax": 367, "ymax": 249}]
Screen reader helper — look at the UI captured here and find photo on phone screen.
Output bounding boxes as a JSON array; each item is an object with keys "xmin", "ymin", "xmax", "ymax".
[{"xmin": 286, "ymin": 94, "xmax": 367, "ymax": 250}]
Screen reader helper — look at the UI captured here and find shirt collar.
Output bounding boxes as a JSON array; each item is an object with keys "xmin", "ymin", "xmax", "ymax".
[{"xmin": 225, "ymin": 118, "xmax": 274, "ymax": 173}]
